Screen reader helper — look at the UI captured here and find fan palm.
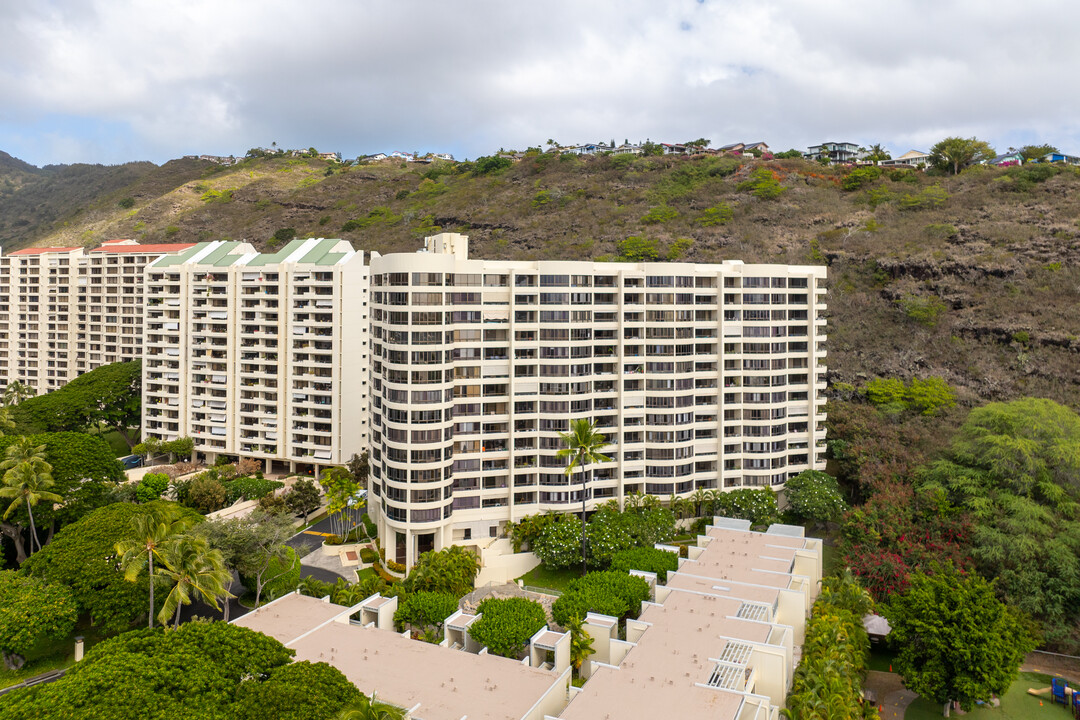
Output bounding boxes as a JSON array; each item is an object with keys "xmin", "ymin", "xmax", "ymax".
[
  {"xmin": 156, "ymin": 534, "xmax": 233, "ymax": 628},
  {"xmin": 0, "ymin": 458, "xmax": 60, "ymax": 553},
  {"xmin": 557, "ymin": 418, "xmax": 611, "ymax": 576},
  {"xmin": 115, "ymin": 504, "xmax": 196, "ymax": 628}
]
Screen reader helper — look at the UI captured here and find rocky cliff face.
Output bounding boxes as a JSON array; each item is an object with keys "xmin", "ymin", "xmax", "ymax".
[{"xmin": 2, "ymin": 151, "xmax": 1078, "ymax": 409}]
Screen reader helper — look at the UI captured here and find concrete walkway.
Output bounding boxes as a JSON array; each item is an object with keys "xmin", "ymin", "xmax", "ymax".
[{"xmin": 864, "ymin": 671, "xmax": 917, "ymax": 720}]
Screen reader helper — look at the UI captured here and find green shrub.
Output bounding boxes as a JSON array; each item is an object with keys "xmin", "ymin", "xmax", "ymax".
[
  {"xmin": 617, "ymin": 236, "xmax": 660, "ymax": 262},
  {"xmin": 272, "ymin": 227, "xmax": 295, "ymax": 244},
  {"xmin": 118, "ymin": 196, "xmax": 136, "ymax": 209},
  {"xmin": 200, "ymin": 188, "xmax": 234, "ymax": 203},
  {"xmin": 898, "ymin": 293, "xmax": 947, "ymax": 326},
  {"xmin": 551, "ymin": 571, "xmax": 651, "ymax": 627},
  {"xmin": 666, "ymin": 237, "xmax": 693, "ymax": 261},
  {"xmin": 610, "ymin": 547, "xmax": 679, "ymax": 582},
  {"xmin": 841, "ymin": 167, "xmax": 882, "ymax": 191},
  {"xmin": 473, "ymin": 155, "xmax": 513, "ymax": 175},
  {"xmin": 394, "ymin": 591, "xmax": 459, "ymax": 637},
  {"xmin": 531, "ymin": 190, "xmax": 553, "ymax": 208},
  {"xmin": 135, "ymin": 472, "xmax": 170, "ymax": 503},
  {"xmin": 924, "ymin": 223, "xmax": 957, "ymax": 239},
  {"xmin": 898, "ymin": 185, "xmax": 949, "ymax": 210},
  {"xmin": 640, "ymin": 205, "xmax": 678, "ymax": 224},
  {"xmin": 864, "ymin": 376, "xmax": 956, "ymax": 416},
  {"xmin": 224, "ymin": 476, "xmax": 284, "ymax": 505},
  {"xmin": 468, "ymin": 597, "xmax": 546, "ymax": 658},
  {"xmin": 697, "ymin": 203, "xmax": 733, "ymax": 227},
  {"xmin": 736, "ymin": 167, "xmax": 785, "ymax": 200},
  {"xmin": 386, "ymin": 559, "xmax": 406, "ymax": 573},
  {"xmin": 359, "ymin": 547, "xmax": 378, "ymax": 563}
]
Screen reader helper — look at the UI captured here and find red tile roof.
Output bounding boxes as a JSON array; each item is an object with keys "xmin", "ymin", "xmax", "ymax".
[
  {"xmin": 89, "ymin": 243, "xmax": 196, "ymax": 254},
  {"xmin": 9, "ymin": 247, "xmax": 81, "ymax": 255}
]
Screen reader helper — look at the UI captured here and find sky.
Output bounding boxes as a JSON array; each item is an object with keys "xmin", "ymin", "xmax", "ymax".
[{"xmin": 1, "ymin": 0, "xmax": 1078, "ymax": 167}]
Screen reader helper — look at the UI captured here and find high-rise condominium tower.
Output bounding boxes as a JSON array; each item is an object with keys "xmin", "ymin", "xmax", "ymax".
[
  {"xmin": 368, "ymin": 234, "xmax": 827, "ymax": 565},
  {"xmin": 141, "ymin": 238, "xmax": 370, "ymax": 474}
]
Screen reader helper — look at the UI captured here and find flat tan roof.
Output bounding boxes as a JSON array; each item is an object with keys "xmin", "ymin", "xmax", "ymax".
[
  {"xmin": 664, "ymin": 571, "xmax": 782, "ymax": 606},
  {"xmin": 235, "ymin": 594, "xmax": 564, "ymax": 720},
  {"xmin": 233, "ymin": 593, "xmax": 344, "ymax": 641},
  {"xmin": 677, "ymin": 527, "xmax": 809, "ymax": 588},
  {"xmin": 562, "ymin": 592, "xmax": 771, "ymax": 720}
]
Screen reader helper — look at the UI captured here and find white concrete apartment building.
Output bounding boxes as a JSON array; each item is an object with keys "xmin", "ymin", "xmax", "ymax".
[
  {"xmin": 141, "ymin": 238, "xmax": 370, "ymax": 474},
  {"xmin": 367, "ymin": 233, "xmax": 827, "ymax": 565},
  {"xmin": 0, "ymin": 239, "xmax": 196, "ymax": 395}
]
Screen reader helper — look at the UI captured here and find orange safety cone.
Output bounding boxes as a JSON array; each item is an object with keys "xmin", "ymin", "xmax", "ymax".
[{"xmin": 889, "ymin": 664, "xmax": 892, "ymax": 672}]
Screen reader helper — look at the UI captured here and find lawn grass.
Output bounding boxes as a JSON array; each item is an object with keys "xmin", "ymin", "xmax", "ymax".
[
  {"xmin": 904, "ymin": 672, "xmax": 1060, "ymax": 720},
  {"xmin": 0, "ymin": 619, "xmax": 107, "ymax": 690},
  {"xmin": 868, "ymin": 644, "xmax": 899, "ymax": 673},
  {"xmin": 515, "ymin": 565, "xmax": 583, "ymax": 594},
  {"xmin": 356, "ymin": 567, "xmax": 377, "ymax": 583},
  {"xmin": 99, "ymin": 430, "xmax": 131, "ymax": 458}
]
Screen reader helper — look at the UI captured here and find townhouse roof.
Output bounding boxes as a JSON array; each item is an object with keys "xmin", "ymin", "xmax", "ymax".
[
  {"xmin": 235, "ymin": 593, "xmax": 566, "ymax": 720},
  {"xmin": 560, "ymin": 590, "xmax": 770, "ymax": 720}
]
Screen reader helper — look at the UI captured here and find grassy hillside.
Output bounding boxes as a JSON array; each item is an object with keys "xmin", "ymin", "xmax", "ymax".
[{"xmin": 3, "ymin": 150, "xmax": 1080, "ymax": 413}]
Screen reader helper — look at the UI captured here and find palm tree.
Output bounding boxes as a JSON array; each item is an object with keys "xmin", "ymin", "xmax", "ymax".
[
  {"xmin": 115, "ymin": 505, "xmax": 196, "ymax": 628},
  {"xmin": 557, "ymin": 419, "xmax": 612, "ymax": 576},
  {"xmin": 565, "ymin": 615, "xmax": 595, "ymax": 677},
  {"xmin": 0, "ymin": 459, "xmax": 60, "ymax": 554},
  {"xmin": 156, "ymin": 534, "xmax": 233, "ymax": 628},
  {"xmin": 2, "ymin": 381, "xmax": 35, "ymax": 408},
  {"xmin": 0, "ymin": 407, "xmax": 14, "ymax": 436}
]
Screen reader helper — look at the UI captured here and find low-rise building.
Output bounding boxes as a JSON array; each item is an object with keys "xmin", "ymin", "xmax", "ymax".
[
  {"xmin": 234, "ymin": 517, "xmax": 821, "ymax": 720},
  {"xmin": 141, "ymin": 238, "xmax": 370, "ymax": 474}
]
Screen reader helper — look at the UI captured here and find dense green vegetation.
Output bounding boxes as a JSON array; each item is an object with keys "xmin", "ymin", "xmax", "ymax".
[{"xmin": 0, "ymin": 621, "xmax": 361, "ymax": 720}]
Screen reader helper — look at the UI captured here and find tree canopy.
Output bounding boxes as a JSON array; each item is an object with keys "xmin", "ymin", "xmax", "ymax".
[
  {"xmin": 401, "ymin": 545, "xmax": 479, "ymax": 597},
  {"xmin": 0, "ymin": 620, "xmax": 361, "ymax": 720},
  {"xmin": 22, "ymin": 501, "xmax": 200, "ymax": 633},
  {"xmin": 0, "ymin": 570, "xmax": 78, "ymax": 670},
  {"xmin": 12, "ymin": 361, "xmax": 142, "ymax": 447},
  {"xmin": 884, "ymin": 565, "xmax": 1036, "ymax": 712},
  {"xmin": 783, "ymin": 470, "xmax": 848, "ymax": 525},
  {"xmin": 918, "ymin": 398, "xmax": 1080, "ymax": 642},
  {"xmin": 929, "ymin": 137, "xmax": 996, "ymax": 175},
  {"xmin": 551, "ymin": 571, "xmax": 651, "ymax": 627}
]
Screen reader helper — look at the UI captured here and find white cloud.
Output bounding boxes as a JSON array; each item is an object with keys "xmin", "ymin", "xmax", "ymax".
[{"xmin": 1, "ymin": 0, "xmax": 1079, "ymax": 165}]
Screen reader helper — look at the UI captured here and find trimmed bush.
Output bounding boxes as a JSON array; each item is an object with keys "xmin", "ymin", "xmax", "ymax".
[
  {"xmin": 468, "ymin": 597, "xmax": 546, "ymax": 658},
  {"xmin": 394, "ymin": 591, "xmax": 459, "ymax": 638},
  {"xmin": 359, "ymin": 547, "xmax": 378, "ymax": 564},
  {"xmin": 610, "ymin": 547, "xmax": 679, "ymax": 582},
  {"xmin": 551, "ymin": 571, "xmax": 650, "ymax": 627}
]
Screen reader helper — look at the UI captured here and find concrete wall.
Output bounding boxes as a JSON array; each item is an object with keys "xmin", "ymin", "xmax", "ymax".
[{"xmin": 474, "ymin": 539, "xmax": 541, "ymax": 586}]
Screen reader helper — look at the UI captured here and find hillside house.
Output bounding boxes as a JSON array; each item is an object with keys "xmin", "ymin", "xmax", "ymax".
[
  {"xmin": 1041, "ymin": 152, "xmax": 1080, "ymax": 165},
  {"xmin": 805, "ymin": 142, "xmax": 863, "ymax": 164},
  {"xmin": 986, "ymin": 151, "xmax": 1024, "ymax": 167},
  {"xmin": 879, "ymin": 150, "xmax": 930, "ymax": 169}
]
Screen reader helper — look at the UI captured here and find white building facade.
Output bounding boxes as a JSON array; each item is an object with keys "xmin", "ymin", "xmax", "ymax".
[
  {"xmin": 141, "ymin": 238, "xmax": 370, "ymax": 474},
  {"xmin": 368, "ymin": 234, "xmax": 827, "ymax": 565},
  {"xmin": 0, "ymin": 239, "xmax": 195, "ymax": 395}
]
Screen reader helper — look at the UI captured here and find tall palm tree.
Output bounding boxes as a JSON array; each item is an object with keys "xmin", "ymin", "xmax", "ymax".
[
  {"xmin": 115, "ymin": 505, "xmax": 196, "ymax": 628},
  {"xmin": 557, "ymin": 419, "xmax": 611, "ymax": 576},
  {"xmin": 156, "ymin": 534, "xmax": 233, "ymax": 628},
  {"xmin": 0, "ymin": 438, "xmax": 49, "ymax": 474},
  {"xmin": 0, "ymin": 407, "xmax": 15, "ymax": 436},
  {"xmin": 0, "ymin": 459, "xmax": 60, "ymax": 554}
]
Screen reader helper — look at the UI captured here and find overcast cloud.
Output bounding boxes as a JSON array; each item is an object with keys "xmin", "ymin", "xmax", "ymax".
[{"xmin": 0, "ymin": 0, "xmax": 1077, "ymax": 166}]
